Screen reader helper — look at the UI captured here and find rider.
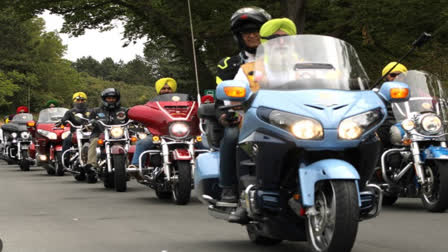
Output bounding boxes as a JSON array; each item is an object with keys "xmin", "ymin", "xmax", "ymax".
[
  {"xmin": 215, "ymin": 7, "xmax": 271, "ymax": 204},
  {"xmin": 221, "ymin": 18, "xmax": 297, "ymax": 223},
  {"xmin": 377, "ymin": 62, "xmax": 408, "ymax": 148},
  {"xmin": 57, "ymin": 92, "xmax": 90, "ymax": 166},
  {"xmin": 128, "ymin": 77, "xmax": 177, "ymax": 171},
  {"xmin": 216, "ymin": 6, "xmax": 271, "ymax": 85},
  {"xmin": 219, "ymin": 18, "xmax": 297, "ymax": 201},
  {"xmin": 6, "ymin": 106, "xmax": 30, "ymax": 123},
  {"xmin": 85, "ymin": 88, "xmax": 128, "ymax": 182}
]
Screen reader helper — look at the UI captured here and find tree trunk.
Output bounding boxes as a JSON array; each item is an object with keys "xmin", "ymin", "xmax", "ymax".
[{"xmin": 280, "ymin": 0, "xmax": 307, "ymax": 34}]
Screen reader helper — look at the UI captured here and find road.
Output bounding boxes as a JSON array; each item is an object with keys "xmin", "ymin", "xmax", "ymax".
[{"xmin": 0, "ymin": 160, "xmax": 447, "ymax": 252}]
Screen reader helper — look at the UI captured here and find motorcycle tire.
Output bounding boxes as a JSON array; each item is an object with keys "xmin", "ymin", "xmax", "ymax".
[
  {"xmin": 113, "ymin": 154, "xmax": 127, "ymax": 192},
  {"xmin": 382, "ymin": 195, "xmax": 398, "ymax": 206},
  {"xmin": 55, "ymin": 152, "xmax": 64, "ymax": 176},
  {"xmin": 7, "ymin": 158, "xmax": 15, "ymax": 165},
  {"xmin": 171, "ymin": 160, "xmax": 192, "ymax": 205},
  {"xmin": 305, "ymin": 180, "xmax": 359, "ymax": 252},
  {"xmin": 19, "ymin": 150, "xmax": 30, "ymax": 171},
  {"xmin": 246, "ymin": 224, "xmax": 282, "ymax": 246},
  {"xmin": 421, "ymin": 161, "xmax": 448, "ymax": 212},
  {"xmin": 45, "ymin": 164, "xmax": 56, "ymax": 175},
  {"xmin": 155, "ymin": 189, "xmax": 172, "ymax": 200}
]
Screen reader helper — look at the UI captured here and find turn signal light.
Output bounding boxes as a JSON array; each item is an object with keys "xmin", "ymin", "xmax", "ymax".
[
  {"xmin": 97, "ymin": 139, "xmax": 105, "ymax": 145},
  {"xmin": 390, "ymin": 88, "xmax": 409, "ymax": 99},
  {"xmin": 196, "ymin": 136, "xmax": 202, "ymax": 142},
  {"xmin": 402, "ymin": 138, "xmax": 412, "ymax": 146},
  {"xmin": 224, "ymin": 87, "xmax": 246, "ymax": 98},
  {"xmin": 130, "ymin": 136, "xmax": 138, "ymax": 143},
  {"xmin": 27, "ymin": 121, "xmax": 35, "ymax": 127},
  {"xmin": 152, "ymin": 136, "xmax": 160, "ymax": 142}
]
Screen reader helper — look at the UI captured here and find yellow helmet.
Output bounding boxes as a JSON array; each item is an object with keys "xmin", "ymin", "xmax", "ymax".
[
  {"xmin": 72, "ymin": 92, "xmax": 87, "ymax": 101},
  {"xmin": 382, "ymin": 62, "xmax": 408, "ymax": 77}
]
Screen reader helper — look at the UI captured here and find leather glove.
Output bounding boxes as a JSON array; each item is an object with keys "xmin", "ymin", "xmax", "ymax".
[{"xmin": 218, "ymin": 112, "xmax": 241, "ymax": 127}]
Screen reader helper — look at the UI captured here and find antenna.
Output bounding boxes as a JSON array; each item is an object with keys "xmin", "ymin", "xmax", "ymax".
[{"xmin": 187, "ymin": 0, "xmax": 202, "ymax": 105}]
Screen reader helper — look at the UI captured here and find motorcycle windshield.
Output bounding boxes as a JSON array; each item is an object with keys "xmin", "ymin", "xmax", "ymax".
[
  {"xmin": 12, "ymin": 113, "xmax": 33, "ymax": 123},
  {"xmin": 38, "ymin": 107, "xmax": 68, "ymax": 123},
  {"xmin": 391, "ymin": 70, "xmax": 447, "ymax": 122},
  {"xmin": 255, "ymin": 35, "xmax": 369, "ymax": 91},
  {"xmin": 151, "ymin": 93, "xmax": 192, "ymax": 102}
]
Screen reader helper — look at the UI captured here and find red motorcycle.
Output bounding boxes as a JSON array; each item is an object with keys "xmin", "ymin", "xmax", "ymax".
[
  {"xmin": 128, "ymin": 93, "xmax": 205, "ymax": 205},
  {"xmin": 31, "ymin": 108, "xmax": 70, "ymax": 176}
]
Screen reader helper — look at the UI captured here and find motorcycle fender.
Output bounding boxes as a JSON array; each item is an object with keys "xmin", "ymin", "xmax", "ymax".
[
  {"xmin": 55, "ymin": 145, "xmax": 63, "ymax": 152},
  {"xmin": 173, "ymin": 148, "xmax": 192, "ymax": 160},
  {"xmin": 29, "ymin": 142, "xmax": 36, "ymax": 159},
  {"xmin": 194, "ymin": 151, "xmax": 220, "ymax": 184},
  {"xmin": 299, "ymin": 159, "xmax": 360, "ymax": 207},
  {"xmin": 421, "ymin": 146, "xmax": 448, "ymax": 160},
  {"xmin": 110, "ymin": 144, "xmax": 126, "ymax": 154}
]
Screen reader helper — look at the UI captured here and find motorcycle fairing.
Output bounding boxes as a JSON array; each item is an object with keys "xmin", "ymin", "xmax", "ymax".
[
  {"xmin": 194, "ymin": 151, "xmax": 220, "ymax": 201},
  {"xmin": 298, "ymin": 159, "xmax": 360, "ymax": 207},
  {"xmin": 421, "ymin": 146, "xmax": 448, "ymax": 160},
  {"xmin": 240, "ymin": 89, "xmax": 386, "ymax": 150}
]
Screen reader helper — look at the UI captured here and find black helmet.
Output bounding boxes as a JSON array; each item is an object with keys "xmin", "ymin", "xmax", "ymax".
[
  {"xmin": 101, "ymin": 88, "xmax": 121, "ymax": 110},
  {"xmin": 230, "ymin": 7, "xmax": 271, "ymax": 53}
]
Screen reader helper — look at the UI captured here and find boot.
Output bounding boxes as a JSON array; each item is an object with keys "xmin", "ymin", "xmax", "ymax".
[
  {"xmin": 220, "ymin": 187, "xmax": 237, "ymax": 203},
  {"xmin": 228, "ymin": 207, "xmax": 249, "ymax": 224}
]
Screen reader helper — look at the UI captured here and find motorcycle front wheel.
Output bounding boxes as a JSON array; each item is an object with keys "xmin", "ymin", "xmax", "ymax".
[
  {"xmin": 19, "ymin": 150, "xmax": 30, "ymax": 171},
  {"xmin": 55, "ymin": 152, "xmax": 64, "ymax": 176},
  {"xmin": 421, "ymin": 161, "xmax": 448, "ymax": 212},
  {"xmin": 113, "ymin": 154, "xmax": 127, "ymax": 192},
  {"xmin": 306, "ymin": 180, "xmax": 359, "ymax": 252},
  {"xmin": 171, "ymin": 160, "xmax": 192, "ymax": 205}
]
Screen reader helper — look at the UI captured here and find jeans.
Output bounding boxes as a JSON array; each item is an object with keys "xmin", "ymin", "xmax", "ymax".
[
  {"xmin": 219, "ymin": 127, "xmax": 239, "ymax": 188},
  {"xmin": 131, "ymin": 136, "xmax": 154, "ymax": 166}
]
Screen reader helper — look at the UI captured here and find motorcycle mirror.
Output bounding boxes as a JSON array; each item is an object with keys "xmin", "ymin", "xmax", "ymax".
[{"xmin": 412, "ymin": 32, "xmax": 432, "ymax": 48}]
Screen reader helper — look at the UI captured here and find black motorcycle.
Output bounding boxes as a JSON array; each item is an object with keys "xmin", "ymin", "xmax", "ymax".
[{"xmin": 1, "ymin": 113, "xmax": 34, "ymax": 170}]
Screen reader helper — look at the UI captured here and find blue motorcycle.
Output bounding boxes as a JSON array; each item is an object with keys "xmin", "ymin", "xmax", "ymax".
[
  {"xmin": 375, "ymin": 70, "xmax": 448, "ymax": 212},
  {"xmin": 196, "ymin": 35, "xmax": 409, "ymax": 252}
]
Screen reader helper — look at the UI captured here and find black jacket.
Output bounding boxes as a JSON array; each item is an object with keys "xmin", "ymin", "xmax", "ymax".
[
  {"xmin": 89, "ymin": 106, "xmax": 128, "ymax": 137},
  {"xmin": 61, "ymin": 108, "xmax": 91, "ymax": 133}
]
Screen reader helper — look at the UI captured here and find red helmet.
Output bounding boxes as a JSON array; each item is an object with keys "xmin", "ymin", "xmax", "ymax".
[
  {"xmin": 201, "ymin": 95, "xmax": 214, "ymax": 104},
  {"xmin": 16, "ymin": 106, "xmax": 29, "ymax": 114}
]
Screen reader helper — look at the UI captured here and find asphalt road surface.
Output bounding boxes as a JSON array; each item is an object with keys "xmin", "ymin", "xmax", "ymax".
[{"xmin": 0, "ymin": 160, "xmax": 447, "ymax": 252}]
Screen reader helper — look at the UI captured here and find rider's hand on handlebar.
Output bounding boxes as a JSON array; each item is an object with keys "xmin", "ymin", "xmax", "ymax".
[{"xmin": 219, "ymin": 113, "xmax": 241, "ymax": 127}]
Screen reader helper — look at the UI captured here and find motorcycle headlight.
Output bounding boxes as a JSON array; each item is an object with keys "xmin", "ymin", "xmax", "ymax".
[
  {"xmin": 169, "ymin": 122, "xmax": 190, "ymax": 138},
  {"xmin": 420, "ymin": 114, "xmax": 442, "ymax": 134},
  {"xmin": 259, "ymin": 109, "xmax": 323, "ymax": 140},
  {"xmin": 61, "ymin": 131, "xmax": 71, "ymax": 140},
  {"xmin": 37, "ymin": 129, "xmax": 57, "ymax": 140},
  {"xmin": 401, "ymin": 119, "xmax": 415, "ymax": 131},
  {"xmin": 338, "ymin": 109, "xmax": 383, "ymax": 140},
  {"xmin": 20, "ymin": 132, "xmax": 30, "ymax": 139},
  {"xmin": 110, "ymin": 126, "xmax": 124, "ymax": 139},
  {"xmin": 11, "ymin": 132, "xmax": 17, "ymax": 138}
]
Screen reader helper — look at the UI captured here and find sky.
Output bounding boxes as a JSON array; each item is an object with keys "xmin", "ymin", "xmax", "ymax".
[{"xmin": 40, "ymin": 11, "xmax": 145, "ymax": 63}]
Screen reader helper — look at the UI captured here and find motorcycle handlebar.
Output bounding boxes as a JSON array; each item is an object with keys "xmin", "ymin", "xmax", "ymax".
[{"xmin": 97, "ymin": 119, "xmax": 133, "ymax": 128}]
